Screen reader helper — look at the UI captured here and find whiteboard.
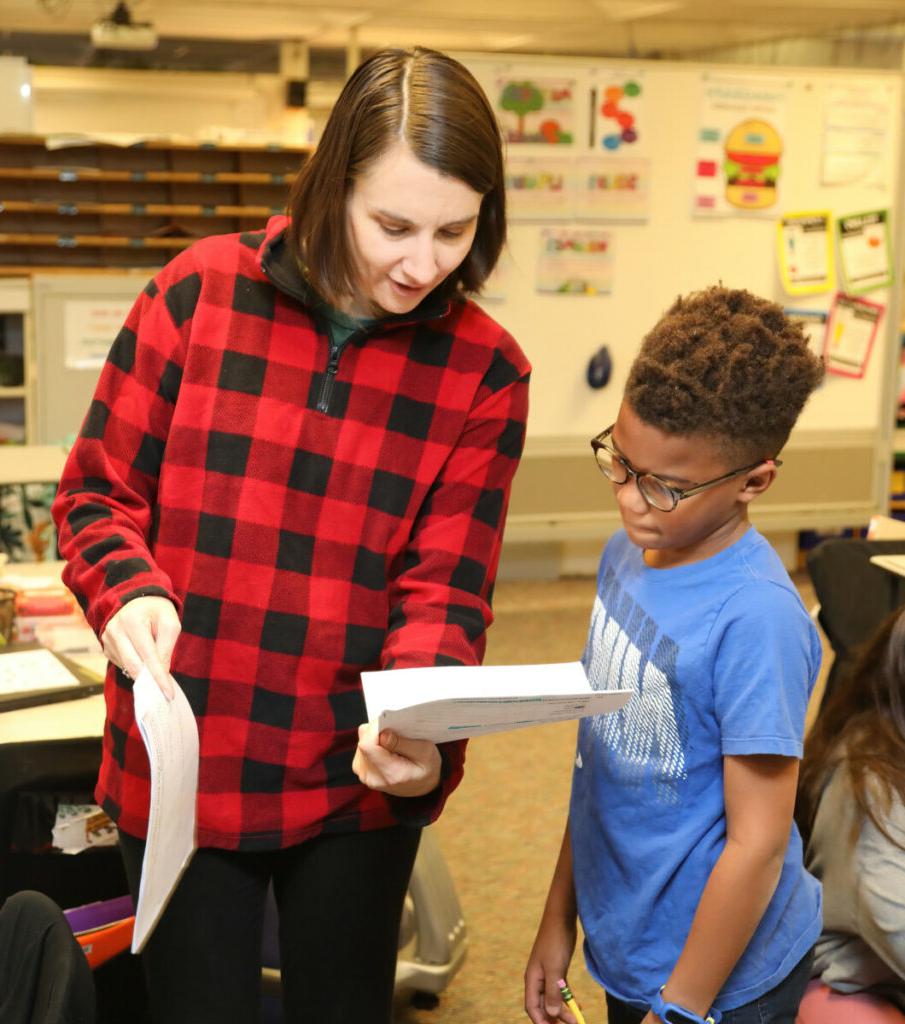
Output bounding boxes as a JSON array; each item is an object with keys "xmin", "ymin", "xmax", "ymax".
[{"xmin": 459, "ymin": 55, "xmax": 903, "ymax": 444}]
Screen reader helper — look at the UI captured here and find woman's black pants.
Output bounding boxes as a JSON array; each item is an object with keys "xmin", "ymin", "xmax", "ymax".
[{"xmin": 119, "ymin": 823, "xmax": 421, "ymax": 1024}]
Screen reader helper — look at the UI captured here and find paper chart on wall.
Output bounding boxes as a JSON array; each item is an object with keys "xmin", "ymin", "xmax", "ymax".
[
  {"xmin": 505, "ymin": 157, "xmax": 575, "ymax": 220},
  {"xmin": 692, "ymin": 75, "xmax": 790, "ymax": 217},
  {"xmin": 495, "ymin": 77, "xmax": 576, "ymax": 146},
  {"xmin": 824, "ymin": 293, "xmax": 884, "ymax": 379},
  {"xmin": 536, "ymin": 228, "xmax": 613, "ymax": 295},
  {"xmin": 785, "ymin": 308, "xmax": 829, "ymax": 364},
  {"xmin": 822, "ymin": 82, "xmax": 896, "ymax": 188},
  {"xmin": 837, "ymin": 209, "xmax": 893, "ymax": 294},
  {"xmin": 64, "ymin": 299, "xmax": 136, "ymax": 370},
  {"xmin": 505, "ymin": 155, "xmax": 651, "ymax": 222},
  {"xmin": 575, "ymin": 156, "xmax": 650, "ymax": 221},
  {"xmin": 776, "ymin": 212, "xmax": 834, "ymax": 296},
  {"xmin": 589, "ymin": 70, "xmax": 645, "ymax": 153}
]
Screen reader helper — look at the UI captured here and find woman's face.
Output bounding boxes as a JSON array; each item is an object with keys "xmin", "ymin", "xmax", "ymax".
[{"xmin": 343, "ymin": 141, "xmax": 483, "ymax": 318}]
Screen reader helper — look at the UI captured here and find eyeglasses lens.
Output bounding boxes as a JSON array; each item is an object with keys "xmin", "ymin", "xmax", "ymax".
[
  {"xmin": 595, "ymin": 445, "xmax": 628, "ymax": 482},
  {"xmin": 637, "ymin": 476, "xmax": 677, "ymax": 512}
]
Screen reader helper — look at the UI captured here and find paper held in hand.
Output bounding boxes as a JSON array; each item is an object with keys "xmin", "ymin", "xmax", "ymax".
[
  {"xmin": 361, "ymin": 661, "xmax": 631, "ymax": 744},
  {"xmin": 131, "ymin": 667, "xmax": 199, "ymax": 954}
]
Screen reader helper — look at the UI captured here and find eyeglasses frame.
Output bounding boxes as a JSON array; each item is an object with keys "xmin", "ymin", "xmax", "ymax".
[{"xmin": 589, "ymin": 424, "xmax": 782, "ymax": 513}]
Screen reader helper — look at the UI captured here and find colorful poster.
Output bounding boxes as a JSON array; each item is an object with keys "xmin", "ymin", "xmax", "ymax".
[
  {"xmin": 837, "ymin": 209, "xmax": 893, "ymax": 294},
  {"xmin": 536, "ymin": 229, "xmax": 612, "ymax": 296},
  {"xmin": 575, "ymin": 156, "xmax": 650, "ymax": 222},
  {"xmin": 590, "ymin": 71, "xmax": 644, "ymax": 152},
  {"xmin": 496, "ymin": 78, "xmax": 575, "ymax": 145},
  {"xmin": 785, "ymin": 308, "xmax": 829, "ymax": 363},
  {"xmin": 822, "ymin": 82, "xmax": 896, "ymax": 188},
  {"xmin": 693, "ymin": 75, "xmax": 790, "ymax": 217},
  {"xmin": 824, "ymin": 293, "xmax": 883, "ymax": 378},
  {"xmin": 776, "ymin": 212, "xmax": 834, "ymax": 295},
  {"xmin": 505, "ymin": 158, "xmax": 574, "ymax": 221}
]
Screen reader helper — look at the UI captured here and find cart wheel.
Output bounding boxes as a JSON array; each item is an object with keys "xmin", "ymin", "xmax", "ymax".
[{"xmin": 410, "ymin": 991, "xmax": 440, "ymax": 1010}]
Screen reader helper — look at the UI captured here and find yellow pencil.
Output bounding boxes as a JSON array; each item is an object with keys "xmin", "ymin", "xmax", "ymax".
[{"xmin": 557, "ymin": 978, "xmax": 588, "ymax": 1024}]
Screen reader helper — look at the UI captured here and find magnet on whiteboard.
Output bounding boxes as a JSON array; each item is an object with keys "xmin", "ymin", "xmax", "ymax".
[{"xmin": 587, "ymin": 345, "xmax": 612, "ymax": 389}]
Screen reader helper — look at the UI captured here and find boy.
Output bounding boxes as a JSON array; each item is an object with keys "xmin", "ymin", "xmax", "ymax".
[{"xmin": 525, "ymin": 287, "xmax": 825, "ymax": 1024}]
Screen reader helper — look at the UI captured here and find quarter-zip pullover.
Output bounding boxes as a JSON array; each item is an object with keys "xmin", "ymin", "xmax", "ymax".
[{"xmin": 52, "ymin": 215, "xmax": 530, "ymax": 850}]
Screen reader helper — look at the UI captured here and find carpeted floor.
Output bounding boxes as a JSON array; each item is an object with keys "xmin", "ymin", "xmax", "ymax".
[{"xmin": 393, "ymin": 572, "xmax": 826, "ymax": 1024}]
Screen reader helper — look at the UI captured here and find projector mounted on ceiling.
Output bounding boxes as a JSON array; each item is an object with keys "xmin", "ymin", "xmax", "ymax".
[{"xmin": 91, "ymin": 1, "xmax": 158, "ymax": 51}]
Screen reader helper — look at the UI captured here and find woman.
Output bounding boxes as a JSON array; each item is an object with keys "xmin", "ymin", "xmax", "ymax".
[
  {"xmin": 52, "ymin": 47, "xmax": 529, "ymax": 1024},
  {"xmin": 796, "ymin": 606, "xmax": 905, "ymax": 1024}
]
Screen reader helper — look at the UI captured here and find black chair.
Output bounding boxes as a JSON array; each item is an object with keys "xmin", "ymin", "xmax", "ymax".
[
  {"xmin": 0, "ymin": 889, "xmax": 96, "ymax": 1024},
  {"xmin": 806, "ymin": 537, "xmax": 905, "ymax": 706}
]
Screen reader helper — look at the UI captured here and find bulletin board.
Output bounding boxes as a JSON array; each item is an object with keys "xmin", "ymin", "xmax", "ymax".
[{"xmin": 456, "ymin": 54, "xmax": 905, "ymax": 539}]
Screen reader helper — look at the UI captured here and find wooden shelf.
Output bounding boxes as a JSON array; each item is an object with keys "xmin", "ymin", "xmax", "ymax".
[
  {"xmin": 0, "ymin": 134, "xmax": 307, "ymax": 270},
  {"xmin": 0, "ymin": 167, "xmax": 293, "ymax": 185},
  {"xmin": 0, "ymin": 233, "xmax": 196, "ymax": 250},
  {"xmin": 1, "ymin": 200, "xmax": 281, "ymax": 218}
]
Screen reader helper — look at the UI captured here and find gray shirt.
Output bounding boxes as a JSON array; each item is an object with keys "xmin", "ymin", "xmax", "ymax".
[{"xmin": 806, "ymin": 763, "xmax": 905, "ymax": 1010}]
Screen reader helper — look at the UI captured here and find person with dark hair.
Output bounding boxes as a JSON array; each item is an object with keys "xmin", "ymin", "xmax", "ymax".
[
  {"xmin": 525, "ymin": 287, "xmax": 824, "ymax": 1024},
  {"xmin": 796, "ymin": 607, "xmax": 905, "ymax": 1024},
  {"xmin": 51, "ymin": 47, "xmax": 529, "ymax": 1024}
]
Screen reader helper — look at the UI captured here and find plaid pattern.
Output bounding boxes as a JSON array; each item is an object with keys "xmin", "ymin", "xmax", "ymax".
[{"xmin": 52, "ymin": 216, "xmax": 530, "ymax": 851}]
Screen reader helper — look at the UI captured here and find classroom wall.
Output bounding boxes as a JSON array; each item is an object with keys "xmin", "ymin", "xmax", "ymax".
[
  {"xmin": 23, "ymin": 56, "xmax": 905, "ymax": 570},
  {"xmin": 459, "ymin": 56, "xmax": 901, "ymax": 440}
]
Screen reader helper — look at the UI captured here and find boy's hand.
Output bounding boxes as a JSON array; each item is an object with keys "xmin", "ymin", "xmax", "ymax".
[
  {"xmin": 352, "ymin": 722, "xmax": 442, "ymax": 797},
  {"xmin": 101, "ymin": 595, "xmax": 180, "ymax": 700},
  {"xmin": 524, "ymin": 917, "xmax": 579, "ymax": 1023}
]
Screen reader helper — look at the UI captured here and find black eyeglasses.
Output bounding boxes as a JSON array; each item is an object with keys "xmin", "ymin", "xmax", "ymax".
[{"xmin": 590, "ymin": 425, "xmax": 781, "ymax": 513}]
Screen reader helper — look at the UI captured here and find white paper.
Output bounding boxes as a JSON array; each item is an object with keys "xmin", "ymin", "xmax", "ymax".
[
  {"xmin": 63, "ymin": 298, "xmax": 135, "ymax": 370},
  {"xmin": 362, "ymin": 661, "xmax": 631, "ymax": 744},
  {"xmin": 0, "ymin": 648, "xmax": 81, "ymax": 695},
  {"xmin": 870, "ymin": 554, "xmax": 905, "ymax": 579},
  {"xmin": 131, "ymin": 667, "xmax": 199, "ymax": 954},
  {"xmin": 821, "ymin": 84, "xmax": 895, "ymax": 188}
]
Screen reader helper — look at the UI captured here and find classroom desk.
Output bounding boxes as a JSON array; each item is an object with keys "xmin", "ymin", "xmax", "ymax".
[{"xmin": 0, "ymin": 689, "xmax": 121, "ymax": 908}]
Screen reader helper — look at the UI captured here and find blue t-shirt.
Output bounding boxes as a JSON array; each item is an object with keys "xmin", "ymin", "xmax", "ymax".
[{"xmin": 570, "ymin": 527, "xmax": 822, "ymax": 1012}]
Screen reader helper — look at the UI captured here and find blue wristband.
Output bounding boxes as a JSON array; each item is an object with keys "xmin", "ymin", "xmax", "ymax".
[{"xmin": 650, "ymin": 986, "xmax": 722, "ymax": 1024}]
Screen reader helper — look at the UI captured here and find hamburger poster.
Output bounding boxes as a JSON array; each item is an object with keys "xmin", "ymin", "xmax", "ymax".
[{"xmin": 693, "ymin": 75, "xmax": 790, "ymax": 218}]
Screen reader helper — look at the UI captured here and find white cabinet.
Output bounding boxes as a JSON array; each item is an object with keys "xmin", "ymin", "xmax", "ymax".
[{"xmin": 0, "ymin": 278, "xmax": 32, "ymax": 443}]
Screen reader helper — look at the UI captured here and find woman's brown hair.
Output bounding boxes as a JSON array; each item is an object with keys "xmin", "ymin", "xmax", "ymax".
[
  {"xmin": 287, "ymin": 47, "xmax": 506, "ymax": 306},
  {"xmin": 796, "ymin": 605, "xmax": 905, "ymax": 849}
]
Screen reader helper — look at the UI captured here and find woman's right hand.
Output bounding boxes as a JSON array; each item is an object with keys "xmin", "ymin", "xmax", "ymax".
[
  {"xmin": 101, "ymin": 596, "xmax": 181, "ymax": 700},
  {"xmin": 524, "ymin": 915, "xmax": 579, "ymax": 1023}
]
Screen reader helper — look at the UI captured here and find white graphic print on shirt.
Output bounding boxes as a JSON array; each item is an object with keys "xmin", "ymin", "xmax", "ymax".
[{"xmin": 582, "ymin": 568, "xmax": 688, "ymax": 804}]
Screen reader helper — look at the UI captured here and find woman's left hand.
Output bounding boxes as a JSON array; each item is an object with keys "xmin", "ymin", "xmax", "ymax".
[{"xmin": 352, "ymin": 722, "xmax": 442, "ymax": 798}]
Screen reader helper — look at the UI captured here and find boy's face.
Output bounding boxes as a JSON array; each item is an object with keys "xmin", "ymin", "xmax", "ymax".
[{"xmin": 608, "ymin": 402, "xmax": 771, "ymax": 568}]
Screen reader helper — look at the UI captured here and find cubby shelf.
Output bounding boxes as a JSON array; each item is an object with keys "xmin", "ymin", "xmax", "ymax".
[{"xmin": 0, "ymin": 134, "xmax": 310, "ymax": 271}]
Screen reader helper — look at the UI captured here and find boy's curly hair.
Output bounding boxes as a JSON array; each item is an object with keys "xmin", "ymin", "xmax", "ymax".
[{"xmin": 625, "ymin": 286, "xmax": 824, "ymax": 462}]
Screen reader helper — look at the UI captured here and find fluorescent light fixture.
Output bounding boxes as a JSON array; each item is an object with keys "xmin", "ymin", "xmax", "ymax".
[{"xmin": 594, "ymin": 0, "xmax": 684, "ymax": 21}]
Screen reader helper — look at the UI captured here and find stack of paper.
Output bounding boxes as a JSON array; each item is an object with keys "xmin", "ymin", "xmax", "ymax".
[
  {"xmin": 362, "ymin": 661, "xmax": 631, "ymax": 744},
  {"xmin": 131, "ymin": 668, "xmax": 199, "ymax": 953}
]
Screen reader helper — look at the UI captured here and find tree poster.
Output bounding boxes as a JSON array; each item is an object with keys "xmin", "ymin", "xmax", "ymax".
[{"xmin": 496, "ymin": 78, "xmax": 576, "ymax": 146}]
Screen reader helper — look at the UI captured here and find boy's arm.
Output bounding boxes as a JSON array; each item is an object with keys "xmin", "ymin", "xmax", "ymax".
[
  {"xmin": 525, "ymin": 822, "xmax": 581, "ymax": 1024},
  {"xmin": 644, "ymin": 753, "xmax": 799, "ymax": 1023}
]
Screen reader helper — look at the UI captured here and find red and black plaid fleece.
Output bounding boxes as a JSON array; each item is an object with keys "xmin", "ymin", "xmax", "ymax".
[{"xmin": 52, "ymin": 215, "xmax": 530, "ymax": 851}]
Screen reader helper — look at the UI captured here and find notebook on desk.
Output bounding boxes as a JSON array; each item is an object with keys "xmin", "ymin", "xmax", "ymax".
[{"xmin": 0, "ymin": 644, "xmax": 105, "ymax": 713}]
